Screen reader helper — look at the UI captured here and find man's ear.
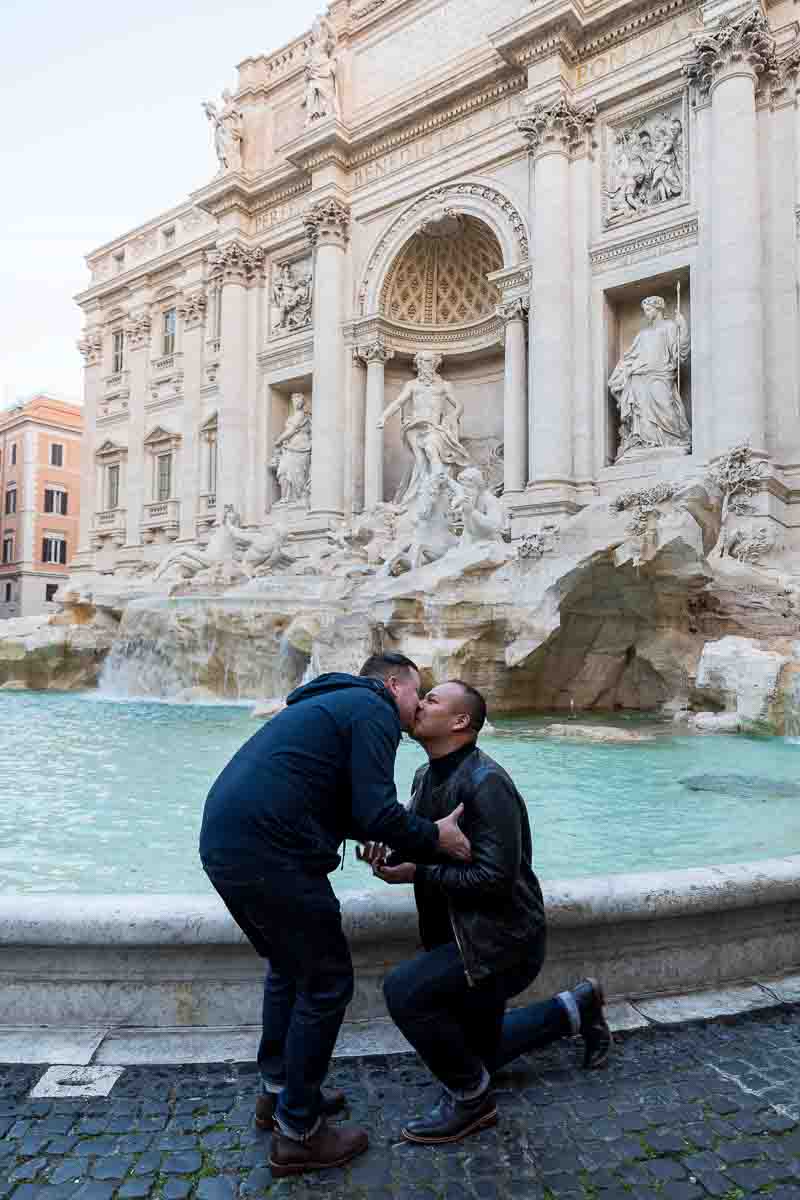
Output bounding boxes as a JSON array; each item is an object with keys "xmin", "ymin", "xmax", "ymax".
[{"xmin": 452, "ymin": 711, "xmax": 471, "ymax": 732}]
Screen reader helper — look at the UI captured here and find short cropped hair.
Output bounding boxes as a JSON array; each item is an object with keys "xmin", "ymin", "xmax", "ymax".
[
  {"xmin": 359, "ymin": 652, "xmax": 419, "ymax": 682},
  {"xmin": 451, "ymin": 680, "xmax": 487, "ymax": 734}
]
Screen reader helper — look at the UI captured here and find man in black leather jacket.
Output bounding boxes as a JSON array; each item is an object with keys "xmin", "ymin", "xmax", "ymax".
[{"xmin": 361, "ymin": 680, "xmax": 611, "ymax": 1145}]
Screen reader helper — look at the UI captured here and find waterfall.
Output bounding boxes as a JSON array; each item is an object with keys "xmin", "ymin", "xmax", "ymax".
[{"xmin": 785, "ymin": 675, "xmax": 800, "ymax": 744}]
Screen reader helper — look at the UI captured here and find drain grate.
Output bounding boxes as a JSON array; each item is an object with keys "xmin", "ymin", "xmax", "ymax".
[{"xmin": 29, "ymin": 1065, "xmax": 125, "ymax": 1098}]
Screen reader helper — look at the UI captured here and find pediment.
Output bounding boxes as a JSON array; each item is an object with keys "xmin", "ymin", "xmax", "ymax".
[
  {"xmin": 144, "ymin": 424, "xmax": 177, "ymax": 445},
  {"xmin": 95, "ymin": 438, "xmax": 128, "ymax": 460}
]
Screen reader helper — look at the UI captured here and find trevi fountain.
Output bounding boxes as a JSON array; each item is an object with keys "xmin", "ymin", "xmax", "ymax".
[{"xmin": 1, "ymin": 0, "xmax": 800, "ymax": 1030}]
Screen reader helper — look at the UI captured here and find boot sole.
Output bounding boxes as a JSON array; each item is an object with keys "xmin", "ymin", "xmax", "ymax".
[
  {"xmin": 582, "ymin": 976, "xmax": 613, "ymax": 1070},
  {"xmin": 269, "ymin": 1140, "xmax": 368, "ymax": 1177},
  {"xmin": 401, "ymin": 1106, "xmax": 498, "ymax": 1145}
]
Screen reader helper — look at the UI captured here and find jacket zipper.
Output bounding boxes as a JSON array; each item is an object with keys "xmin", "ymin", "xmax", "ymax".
[{"xmin": 449, "ymin": 904, "xmax": 475, "ymax": 987}]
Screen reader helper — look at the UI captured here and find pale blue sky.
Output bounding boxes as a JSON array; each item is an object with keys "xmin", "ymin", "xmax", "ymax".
[{"xmin": 0, "ymin": 0, "xmax": 322, "ymax": 406}]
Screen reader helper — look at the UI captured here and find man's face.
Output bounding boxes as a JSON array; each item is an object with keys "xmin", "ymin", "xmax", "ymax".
[
  {"xmin": 386, "ymin": 668, "xmax": 423, "ymax": 733},
  {"xmin": 412, "ymin": 682, "xmax": 470, "ymax": 744}
]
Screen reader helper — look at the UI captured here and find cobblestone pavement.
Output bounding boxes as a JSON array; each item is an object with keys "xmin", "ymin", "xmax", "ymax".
[{"xmin": 2, "ymin": 1006, "xmax": 800, "ymax": 1200}]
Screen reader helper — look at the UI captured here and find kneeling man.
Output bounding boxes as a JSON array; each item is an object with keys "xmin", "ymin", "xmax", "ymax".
[{"xmin": 362, "ymin": 681, "xmax": 611, "ymax": 1144}]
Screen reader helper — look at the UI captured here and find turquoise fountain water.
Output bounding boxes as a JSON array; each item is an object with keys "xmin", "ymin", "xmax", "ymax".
[{"xmin": 3, "ymin": 690, "xmax": 800, "ymax": 895}]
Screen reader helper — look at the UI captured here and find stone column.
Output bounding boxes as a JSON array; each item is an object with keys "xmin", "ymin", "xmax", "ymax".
[
  {"xmin": 124, "ymin": 310, "xmax": 152, "ymax": 548},
  {"xmin": 517, "ymin": 97, "xmax": 595, "ymax": 490},
  {"xmin": 206, "ymin": 243, "xmax": 264, "ymax": 519},
  {"xmin": 303, "ymin": 197, "xmax": 350, "ymax": 518},
  {"xmin": 497, "ymin": 300, "xmax": 528, "ymax": 496},
  {"xmin": 687, "ymin": 9, "xmax": 777, "ymax": 455},
  {"xmin": 177, "ymin": 291, "xmax": 207, "ymax": 541},
  {"xmin": 76, "ymin": 329, "xmax": 103, "ymax": 557},
  {"xmin": 355, "ymin": 337, "xmax": 394, "ymax": 510}
]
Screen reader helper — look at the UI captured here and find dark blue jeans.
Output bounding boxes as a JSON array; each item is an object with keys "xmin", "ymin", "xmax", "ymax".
[
  {"xmin": 383, "ymin": 931, "xmax": 569, "ymax": 1094},
  {"xmin": 204, "ymin": 866, "xmax": 353, "ymax": 1136}
]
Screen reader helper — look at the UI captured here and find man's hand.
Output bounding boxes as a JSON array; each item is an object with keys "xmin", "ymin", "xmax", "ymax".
[
  {"xmin": 436, "ymin": 803, "xmax": 471, "ymax": 862},
  {"xmin": 356, "ymin": 842, "xmax": 389, "ymax": 867},
  {"xmin": 373, "ymin": 862, "xmax": 416, "ymax": 885}
]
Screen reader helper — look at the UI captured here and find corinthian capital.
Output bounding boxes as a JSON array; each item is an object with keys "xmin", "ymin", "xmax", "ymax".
[
  {"xmin": 206, "ymin": 242, "xmax": 266, "ymax": 284},
  {"xmin": 354, "ymin": 336, "xmax": 394, "ymax": 366},
  {"xmin": 517, "ymin": 96, "xmax": 596, "ymax": 159},
  {"xmin": 125, "ymin": 311, "xmax": 152, "ymax": 351},
  {"xmin": 684, "ymin": 8, "xmax": 779, "ymax": 97},
  {"xmin": 303, "ymin": 197, "xmax": 351, "ymax": 249},
  {"xmin": 178, "ymin": 290, "xmax": 208, "ymax": 329},
  {"xmin": 497, "ymin": 297, "xmax": 530, "ymax": 324},
  {"xmin": 77, "ymin": 329, "xmax": 103, "ymax": 367}
]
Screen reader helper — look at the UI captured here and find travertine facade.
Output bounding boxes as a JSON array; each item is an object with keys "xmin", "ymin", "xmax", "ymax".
[
  {"xmin": 74, "ymin": 0, "xmax": 800, "ymax": 578},
  {"xmin": 0, "ymin": 397, "xmax": 82, "ymax": 618}
]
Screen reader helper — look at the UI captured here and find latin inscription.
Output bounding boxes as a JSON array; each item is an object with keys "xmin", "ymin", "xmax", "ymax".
[
  {"xmin": 353, "ymin": 95, "xmax": 523, "ymax": 190},
  {"xmin": 576, "ymin": 13, "xmax": 703, "ymax": 85},
  {"xmin": 255, "ymin": 200, "xmax": 306, "ymax": 233}
]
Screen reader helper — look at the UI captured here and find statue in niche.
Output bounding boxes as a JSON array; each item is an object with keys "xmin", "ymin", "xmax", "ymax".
[
  {"xmin": 202, "ymin": 90, "xmax": 244, "ymax": 174},
  {"xmin": 450, "ymin": 468, "xmax": 506, "ymax": 547},
  {"xmin": 378, "ymin": 351, "xmax": 472, "ymax": 508},
  {"xmin": 270, "ymin": 394, "xmax": 312, "ymax": 504},
  {"xmin": 609, "ymin": 295, "xmax": 691, "ymax": 463},
  {"xmin": 606, "ymin": 112, "xmax": 684, "ymax": 225},
  {"xmin": 303, "ymin": 15, "xmax": 340, "ymax": 125},
  {"xmin": 272, "ymin": 262, "xmax": 313, "ymax": 332}
]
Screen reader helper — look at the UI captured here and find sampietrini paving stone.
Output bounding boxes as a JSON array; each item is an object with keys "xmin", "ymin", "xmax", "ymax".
[{"xmin": 0, "ymin": 1005, "xmax": 798, "ymax": 1198}]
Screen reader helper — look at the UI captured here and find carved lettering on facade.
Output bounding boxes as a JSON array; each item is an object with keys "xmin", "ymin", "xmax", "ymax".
[
  {"xmin": 255, "ymin": 199, "xmax": 306, "ymax": 233},
  {"xmin": 352, "ymin": 96, "xmax": 523, "ymax": 189},
  {"xmin": 576, "ymin": 13, "xmax": 703, "ymax": 85}
]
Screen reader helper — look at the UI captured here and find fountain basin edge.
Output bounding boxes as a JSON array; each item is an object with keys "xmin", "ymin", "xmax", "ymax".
[{"xmin": 1, "ymin": 857, "xmax": 798, "ymax": 1028}]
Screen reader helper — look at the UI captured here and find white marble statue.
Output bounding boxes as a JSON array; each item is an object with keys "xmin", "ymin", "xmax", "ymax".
[
  {"xmin": 228, "ymin": 521, "xmax": 293, "ymax": 577},
  {"xmin": 608, "ymin": 295, "xmax": 691, "ymax": 463},
  {"xmin": 303, "ymin": 15, "xmax": 340, "ymax": 124},
  {"xmin": 202, "ymin": 89, "xmax": 244, "ymax": 174},
  {"xmin": 152, "ymin": 506, "xmax": 241, "ymax": 582},
  {"xmin": 270, "ymin": 394, "xmax": 312, "ymax": 504},
  {"xmin": 378, "ymin": 352, "xmax": 472, "ymax": 507},
  {"xmin": 272, "ymin": 263, "xmax": 313, "ymax": 331},
  {"xmin": 379, "ymin": 469, "xmax": 459, "ymax": 576},
  {"xmin": 606, "ymin": 111, "xmax": 684, "ymax": 224},
  {"xmin": 450, "ymin": 468, "xmax": 506, "ymax": 547}
]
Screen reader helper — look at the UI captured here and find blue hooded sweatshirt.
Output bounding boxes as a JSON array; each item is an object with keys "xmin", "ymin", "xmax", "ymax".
[{"xmin": 199, "ymin": 672, "xmax": 440, "ymax": 876}]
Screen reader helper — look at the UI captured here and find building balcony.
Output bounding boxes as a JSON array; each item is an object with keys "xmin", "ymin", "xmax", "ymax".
[
  {"xmin": 151, "ymin": 351, "xmax": 183, "ymax": 378},
  {"xmin": 103, "ymin": 369, "xmax": 130, "ymax": 398},
  {"xmin": 195, "ymin": 492, "xmax": 216, "ymax": 534},
  {"xmin": 141, "ymin": 498, "xmax": 180, "ymax": 542},
  {"xmin": 91, "ymin": 508, "xmax": 127, "ymax": 550}
]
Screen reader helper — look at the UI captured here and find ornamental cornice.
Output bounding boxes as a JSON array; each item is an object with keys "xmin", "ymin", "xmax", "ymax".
[
  {"xmin": 517, "ymin": 96, "xmax": 597, "ymax": 159},
  {"xmin": 497, "ymin": 297, "xmax": 530, "ymax": 324},
  {"xmin": 349, "ymin": 312, "xmax": 504, "ymax": 355},
  {"xmin": 178, "ymin": 291, "xmax": 208, "ymax": 329},
  {"xmin": 354, "ymin": 336, "xmax": 395, "ymax": 366},
  {"xmin": 206, "ymin": 242, "xmax": 266, "ymax": 284},
  {"xmin": 590, "ymin": 216, "xmax": 698, "ymax": 272},
  {"xmin": 684, "ymin": 8, "xmax": 780, "ymax": 97},
  {"xmin": 77, "ymin": 330, "xmax": 103, "ymax": 366},
  {"xmin": 303, "ymin": 197, "xmax": 351, "ymax": 249}
]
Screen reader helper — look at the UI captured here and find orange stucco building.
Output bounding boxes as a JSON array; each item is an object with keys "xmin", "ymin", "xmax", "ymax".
[{"xmin": 0, "ymin": 396, "xmax": 83, "ymax": 619}]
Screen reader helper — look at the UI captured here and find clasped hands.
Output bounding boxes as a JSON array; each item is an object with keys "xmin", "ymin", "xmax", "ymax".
[{"xmin": 356, "ymin": 803, "xmax": 471, "ymax": 885}]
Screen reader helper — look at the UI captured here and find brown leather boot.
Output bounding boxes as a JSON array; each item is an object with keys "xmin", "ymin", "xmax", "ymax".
[
  {"xmin": 255, "ymin": 1089, "xmax": 347, "ymax": 1131},
  {"xmin": 270, "ymin": 1120, "xmax": 368, "ymax": 1177}
]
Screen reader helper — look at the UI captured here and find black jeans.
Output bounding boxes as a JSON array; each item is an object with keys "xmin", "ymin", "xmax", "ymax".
[
  {"xmin": 204, "ymin": 866, "xmax": 353, "ymax": 1136},
  {"xmin": 383, "ymin": 930, "xmax": 569, "ymax": 1095}
]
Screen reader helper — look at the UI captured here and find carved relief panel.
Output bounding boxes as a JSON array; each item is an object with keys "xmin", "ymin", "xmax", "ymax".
[
  {"xmin": 602, "ymin": 90, "xmax": 689, "ymax": 230},
  {"xmin": 269, "ymin": 255, "xmax": 314, "ymax": 338}
]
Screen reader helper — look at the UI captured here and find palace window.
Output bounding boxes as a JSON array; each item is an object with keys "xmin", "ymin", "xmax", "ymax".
[
  {"xmin": 45, "ymin": 583, "xmax": 59, "ymax": 603},
  {"xmin": 112, "ymin": 329, "xmax": 125, "ymax": 374},
  {"xmin": 162, "ymin": 308, "xmax": 177, "ymax": 356},
  {"xmin": 4, "ymin": 487, "xmax": 16, "ymax": 515},
  {"xmin": 156, "ymin": 453, "xmax": 172, "ymax": 502},
  {"xmin": 10, "ymin": 443, "xmax": 16, "ymax": 467},
  {"xmin": 107, "ymin": 464, "xmax": 120, "ymax": 510},
  {"xmin": 49, "ymin": 443, "xmax": 64, "ymax": 467},
  {"xmin": 2, "ymin": 536, "xmax": 13, "ymax": 564},
  {"xmin": 4, "ymin": 583, "xmax": 11, "ymax": 604},
  {"xmin": 44, "ymin": 487, "xmax": 68, "ymax": 515},
  {"xmin": 42, "ymin": 536, "xmax": 67, "ymax": 565}
]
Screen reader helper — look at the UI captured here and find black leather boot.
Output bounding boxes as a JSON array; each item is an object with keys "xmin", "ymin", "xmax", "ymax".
[
  {"xmin": 572, "ymin": 977, "xmax": 612, "ymax": 1069},
  {"xmin": 402, "ymin": 1090, "xmax": 497, "ymax": 1145}
]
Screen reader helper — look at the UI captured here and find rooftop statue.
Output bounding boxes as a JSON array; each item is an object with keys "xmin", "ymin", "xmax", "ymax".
[
  {"xmin": 303, "ymin": 15, "xmax": 340, "ymax": 124},
  {"xmin": 202, "ymin": 89, "xmax": 244, "ymax": 174}
]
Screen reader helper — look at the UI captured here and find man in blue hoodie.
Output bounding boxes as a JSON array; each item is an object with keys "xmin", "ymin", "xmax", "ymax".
[{"xmin": 199, "ymin": 653, "xmax": 470, "ymax": 1177}]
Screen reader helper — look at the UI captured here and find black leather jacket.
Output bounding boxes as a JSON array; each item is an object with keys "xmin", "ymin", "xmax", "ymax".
[{"xmin": 406, "ymin": 747, "xmax": 546, "ymax": 985}]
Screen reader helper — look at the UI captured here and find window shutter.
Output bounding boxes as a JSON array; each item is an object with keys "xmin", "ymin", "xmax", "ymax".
[
  {"xmin": 42, "ymin": 538, "xmax": 48, "ymax": 561},
  {"xmin": 59, "ymin": 540, "xmax": 67, "ymax": 565},
  {"xmin": 62, "ymin": 492, "xmax": 68, "ymax": 515}
]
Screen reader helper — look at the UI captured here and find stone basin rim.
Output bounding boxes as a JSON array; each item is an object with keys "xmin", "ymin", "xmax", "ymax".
[{"xmin": 2, "ymin": 854, "xmax": 800, "ymax": 945}]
